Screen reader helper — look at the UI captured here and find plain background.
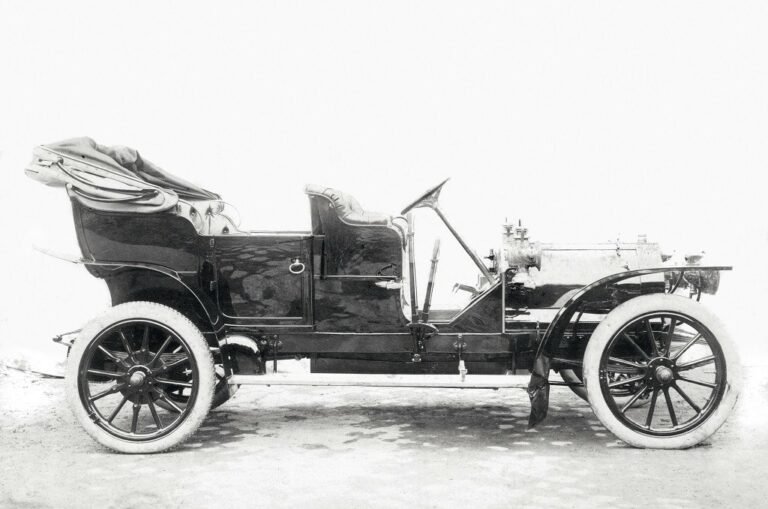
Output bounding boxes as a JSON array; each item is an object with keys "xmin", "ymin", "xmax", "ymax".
[{"xmin": 0, "ymin": 1, "xmax": 766, "ymax": 369}]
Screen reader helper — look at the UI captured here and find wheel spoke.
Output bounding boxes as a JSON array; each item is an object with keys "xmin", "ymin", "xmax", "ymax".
[
  {"xmin": 97, "ymin": 345, "xmax": 130, "ymax": 368},
  {"xmin": 150, "ymin": 335, "xmax": 174, "ymax": 366},
  {"xmin": 645, "ymin": 388, "xmax": 659, "ymax": 428},
  {"xmin": 156, "ymin": 378, "xmax": 193, "ymax": 388},
  {"xmin": 663, "ymin": 387, "xmax": 678, "ymax": 426},
  {"xmin": 88, "ymin": 382, "xmax": 125, "ymax": 402},
  {"xmin": 154, "ymin": 355, "xmax": 190, "ymax": 373},
  {"xmin": 118, "ymin": 330, "xmax": 136, "ymax": 363},
  {"xmin": 107, "ymin": 395, "xmax": 129, "ymax": 423},
  {"xmin": 153, "ymin": 387, "xmax": 184, "ymax": 413},
  {"xmin": 87, "ymin": 368, "xmax": 125, "ymax": 379},
  {"xmin": 141, "ymin": 325, "xmax": 150, "ymax": 353},
  {"xmin": 672, "ymin": 333, "xmax": 702, "ymax": 360},
  {"xmin": 130, "ymin": 403, "xmax": 140, "ymax": 433},
  {"xmin": 620, "ymin": 385, "xmax": 649, "ymax": 414},
  {"xmin": 676, "ymin": 355, "xmax": 715, "ymax": 371},
  {"xmin": 672, "ymin": 383, "xmax": 701, "ymax": 413},
  {"xmin": 146, "ymin": 395, "xmax": 164, "ymax": 430},
  {"xmin": 622, "ymin": 333, "xmax": 651, "ymax": 361},
  {"xmin": 608, "ymin": 374, "xmax": 647, "ymax": 388},
  {"xmin": 645, "ymin": 320, "xmax": 659, "ymax": 357},
  {"xmin": 677, "ymin": 375, "xmax": 716, "ymax": 389},
  {"xmin": 607, "ymin": 356, "xmax": 646, "ymax": 372},
  {"xmin": 663, "ymin": 319, "xmax": 677, "ymax": 356},
  {"xmin": 669, "ymin": 330, "xmax": 698, "ymax": 342}
]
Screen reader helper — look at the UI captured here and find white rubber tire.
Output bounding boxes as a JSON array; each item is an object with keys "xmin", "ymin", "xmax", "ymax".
[
  {"xmin": 66, "ymin": 302, "xmax": 216, "ymax": 453},
  {"xmin": 583, "ymin": 294, "xmax": 741, "ymax": 449}
]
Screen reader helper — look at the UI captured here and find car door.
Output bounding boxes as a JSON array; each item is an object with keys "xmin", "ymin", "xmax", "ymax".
[{"xmin": 214, "ymin": 234, "xmax": 312, "ymax": 325}]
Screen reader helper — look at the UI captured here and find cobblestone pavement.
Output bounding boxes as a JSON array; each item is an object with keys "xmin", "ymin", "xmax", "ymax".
[{"xmin": 1, "ymin": 365, "xmax": 766, "ymax": 509}]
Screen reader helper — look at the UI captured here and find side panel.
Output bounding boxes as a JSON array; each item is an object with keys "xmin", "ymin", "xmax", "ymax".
[
  {"xmin": 313, "ymin": 279, "xmax": 409, "ymax": 332},
  {"xmin": 73, "ymin": 201, "xmax": 203, "ymax": 272},
  {"xmin": 308, "ymin": 194, "xmax": 408, "ymax": 332},
  {"xmin": 215, "ymin": 235, "xmax": 312, "ymax": 324},
  {"xmin": 439, "ymin": 283, "xmax": 503, "ymax": 333},
  {"xmin": 310, "ymin": 195, "xmax": 403, "ymax": 277}
]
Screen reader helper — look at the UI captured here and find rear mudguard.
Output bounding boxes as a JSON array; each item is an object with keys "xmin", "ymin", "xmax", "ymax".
[
  {"xmin": 527, "ymin": 265, "xmax": 731, "ymax": 427},
  {"xmin": 34, "ymin": 246, "xmax": 222, "ymax": 334}
]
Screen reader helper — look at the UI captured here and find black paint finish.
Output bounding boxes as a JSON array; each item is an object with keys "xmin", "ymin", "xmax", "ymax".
[
  {"xmin": 215, "ymin": 235, "xmax": 311, "ymax": 324},
  {"xmin": 438, "ymin": 283, "xmax": 503, "ymax": 333},
  {"xmin": 313, "ymin": 279, "xmax": 410, "ymax": 332},
  {"xmin": 308, "ymin": 195, "xmax": 403, "ymax": 277},
  {"xmin": 74, "ymin": 201, "xmax": 204, "ymax": 272}
]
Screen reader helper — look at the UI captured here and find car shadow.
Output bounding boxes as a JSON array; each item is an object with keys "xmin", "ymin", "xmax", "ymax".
[{"xmin": 182, "ymin": 390, "xmax": 624, "ymax": 452}]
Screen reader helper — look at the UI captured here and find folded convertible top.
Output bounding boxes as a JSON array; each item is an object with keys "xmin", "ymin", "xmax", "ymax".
[{"xmin": 25, "ymin": 137, "xmax": 219, "ymax": 213}]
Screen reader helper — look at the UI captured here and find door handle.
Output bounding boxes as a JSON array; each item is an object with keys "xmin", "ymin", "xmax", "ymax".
[
  {"xmin": 375, "ymin": 280, "xmax": 403, "ymax": 290},
  {"xmin": 289, "ymin": 258, "xmax": 306, "ymax": 275}
]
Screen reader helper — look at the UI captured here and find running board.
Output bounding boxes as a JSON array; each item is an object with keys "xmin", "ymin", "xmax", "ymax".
[{"xmin": 228, "ymin": 373, "xmax": 530, "ymax": 389}]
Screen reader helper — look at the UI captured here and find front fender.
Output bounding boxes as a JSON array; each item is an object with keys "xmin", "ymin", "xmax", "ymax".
[{"xmin": 527, "ymin": 264, "xmax": 731, "ymax": 427}]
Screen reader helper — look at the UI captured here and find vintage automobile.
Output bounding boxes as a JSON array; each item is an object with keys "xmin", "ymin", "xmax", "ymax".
[{"xmin": 26, "ymin": 137, "xmax": 740, "ymax": 453}]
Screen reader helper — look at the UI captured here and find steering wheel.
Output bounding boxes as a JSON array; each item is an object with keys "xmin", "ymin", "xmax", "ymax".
[{"xmin": 401, "ymin": 178, "xmax": 450, "ymax": 215}]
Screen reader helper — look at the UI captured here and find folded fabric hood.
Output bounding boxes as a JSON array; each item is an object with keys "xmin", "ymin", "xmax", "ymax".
[{"xmin": 26, "ymin": 137, "xmax": 219, "ymax": 213}]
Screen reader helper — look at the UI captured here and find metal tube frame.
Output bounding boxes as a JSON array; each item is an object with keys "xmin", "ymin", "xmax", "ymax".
[{"xmin": 432, "ymin": 205, "xmax": 495, "ymax": 283}]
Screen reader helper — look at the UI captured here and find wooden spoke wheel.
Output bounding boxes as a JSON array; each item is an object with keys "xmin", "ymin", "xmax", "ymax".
[
  {"xmin": 583, "ymin": 294, "xmax": 740, "ymax": 449},
  {"xmin": 155, "ymin": 366, "xmax": 237, "ymax": 412},
  {"xmin": 67, "ymin": 302, "xmax": 215, "ymax": 453},
  {"xmin": 560, "ymin": 367, "xmax": 651, "ymax": 408}
]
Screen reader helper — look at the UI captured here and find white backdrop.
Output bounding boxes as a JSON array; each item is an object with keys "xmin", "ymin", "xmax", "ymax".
[{"xmin": 1, "ymin": 1, "xmax": 766, "ymax": 369}]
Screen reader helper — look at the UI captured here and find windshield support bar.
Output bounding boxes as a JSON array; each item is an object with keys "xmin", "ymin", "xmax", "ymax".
[{"xmin": 432, "ymin": 205, "xmax": 494, "ymax": 284}]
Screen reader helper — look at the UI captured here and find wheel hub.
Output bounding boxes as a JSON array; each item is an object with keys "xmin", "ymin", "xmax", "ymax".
[
  {"xmin": 645, "ymin": 356, "xmax": 675, "ymax": 386},
  {"xmin": 654, "ymin": 365, "xmax": 674, "ymax": 385},
  {"xmin": 128, "ymin": 371, "xmax": 147, "ymax": 387}
]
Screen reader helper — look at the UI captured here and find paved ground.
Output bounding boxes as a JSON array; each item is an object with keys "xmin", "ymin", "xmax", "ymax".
[{"xmin": 1, "ymin": 364, "xmax": 767, "ymax": 509}]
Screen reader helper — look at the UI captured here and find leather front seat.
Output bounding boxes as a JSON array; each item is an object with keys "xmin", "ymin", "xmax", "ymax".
[{"xmin": 304, "ymin": 184, "xmax": 390, "ymax": 226}]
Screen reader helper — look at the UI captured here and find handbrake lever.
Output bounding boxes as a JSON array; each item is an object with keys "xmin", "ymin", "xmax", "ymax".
[{"xmin": 420, "ymin": 238, "xmax": 441, "ymax": 323}]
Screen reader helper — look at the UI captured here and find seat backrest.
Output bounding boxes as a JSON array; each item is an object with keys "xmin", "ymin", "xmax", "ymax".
[
  {"xmin": 305, "ymin": 184, "xmax": 403, "ymax": 277},
  {"xmin": 305, "ymin": 184, "xmax": 390, "ymax": 227}
]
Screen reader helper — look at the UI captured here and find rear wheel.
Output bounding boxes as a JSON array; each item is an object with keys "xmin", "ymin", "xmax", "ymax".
[
  {"xmin": 66, "ymin": 302, "xmax": 215, "ymax": 453},
  {"xmin": 155, "ymin": 366, "xmax": 238, "ymax": 412},
  {"xmin": 583, "ymin": 294, "xmax": 740, "ymax": 449}
]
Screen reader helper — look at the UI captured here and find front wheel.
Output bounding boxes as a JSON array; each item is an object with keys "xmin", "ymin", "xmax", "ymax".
[
  {"xmin": 583, "ymin": 294, "xmax": 740, "ymax": 449},
  {"xmin": 66, "ymin": 302, "xmax": 216, "ymax": 453},
  {"xmin": 560, "ymin": 367, "xmax": 651, "ymax": 408}
]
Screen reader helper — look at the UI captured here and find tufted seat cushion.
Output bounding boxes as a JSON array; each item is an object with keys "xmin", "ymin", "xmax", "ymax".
[{"xmin": 305, "ymin": 184, "xmax": 390, "ymax": 226}]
